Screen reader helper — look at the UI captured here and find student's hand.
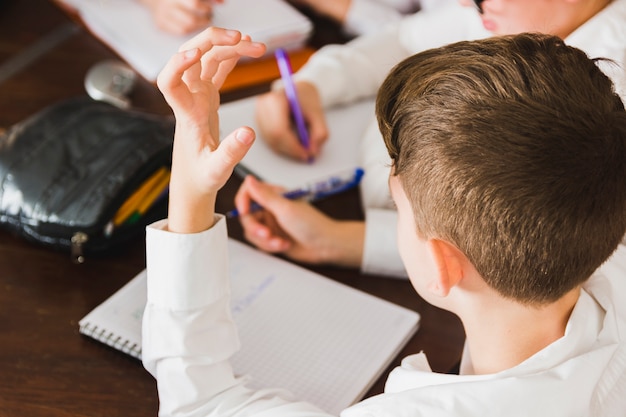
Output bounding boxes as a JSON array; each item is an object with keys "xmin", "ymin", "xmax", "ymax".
[
  {"xmin": 255, "ymin": 81, "xmax": 329, "ymax": 162},
  {"xmin": 234, "ymin": 175, "xmax": 365, "ymax": 267},
  {"xmin": 141, "ymin": 0, "xmax": 224, "ymax": 35},
  {"xmin": 157, "ymin": 27, "xmax": 266, "ymax": 234}
]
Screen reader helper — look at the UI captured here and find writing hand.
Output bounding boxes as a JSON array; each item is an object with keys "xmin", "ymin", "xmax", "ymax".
[
  {"xmin": 234, "ymin": 175, "xmax": 365, "ymax": 267},
  {"xmin": 255, "ymin": 81, "xmax": 328, "ymax": 162}
]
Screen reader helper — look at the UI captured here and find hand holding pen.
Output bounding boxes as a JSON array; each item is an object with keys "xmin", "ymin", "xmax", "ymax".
[
  {"xmin": 254, "ymin": 51, "xmax": 329, "ymax": 162},
  {"xmin": 228, "ymin": 167, "xmax": 364, "ymax": 218},
  {"xmin": 233, "ymin": 168, "xmax": 366, "ymax": 266}
]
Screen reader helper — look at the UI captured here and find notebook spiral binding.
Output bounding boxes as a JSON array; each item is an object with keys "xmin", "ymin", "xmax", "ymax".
[{"xmin": 80, "ymin": 322, "xmax": 142, "ymax": 359}]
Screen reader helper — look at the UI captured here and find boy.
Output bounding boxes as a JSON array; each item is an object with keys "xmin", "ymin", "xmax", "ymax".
[
  {"xmin": 242, "ymin": 0, "xmax": 626, "ymax": 278},
  {"xmin": 143, "ymin": 28, "xmax": 626, "ymax": 415}
]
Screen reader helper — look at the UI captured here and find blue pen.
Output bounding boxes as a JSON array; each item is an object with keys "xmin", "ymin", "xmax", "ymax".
[
  {"xmin": 226, "ymin": 167, "xmax": 365, "ymax": 218},
  {"xmin": 275, "ymin": 48, "xmax": 310, "ymax": 153}
]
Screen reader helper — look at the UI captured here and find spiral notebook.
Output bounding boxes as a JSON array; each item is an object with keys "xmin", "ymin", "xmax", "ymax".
[{"xmin": 79, "ymin": 238, "xmax": 420, "ymax": 415}]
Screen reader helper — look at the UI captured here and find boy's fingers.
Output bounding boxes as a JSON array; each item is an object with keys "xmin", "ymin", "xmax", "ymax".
[
  {"xmin": 212, "ymin": 127, "xmax": 256, "ymax": 174},
  {"xmin": 244, "ymin": 176, "xmax": 291, "ymax": 215},
  {"xmin": 262, "ymin": 123, "xmax": 308, "ymax": 161},
  {"xmin": 234, "ymin": 176, "xmax": 256, "ymax": 215},
  {"xmin": 235, "ymin": 175, "xmax": 283, "ymax": 217},
  {"xmin": 240, "ymin": 215, "xmax": 271, "ymax": 240},
  {"xmin": 200, "ymin": 41, "xmax": 267, "ymax": 85},
  {"xmin": 157, "ymin": 48, "xmax": 201, "ymax": 98},
  {"xmin": 307, "ymin": 116, "xmax": 328, "ymax": 157},
  {"xmin": 177, "ymin": 26, "xmax": 240, "ymax": 53},
  {"xmin": 280, "ymin": 135, "xmax": 311, "ymax": 162},
  {"xmin": 240, "ymin": 215, "xmax": 291, "ymax": 253}
]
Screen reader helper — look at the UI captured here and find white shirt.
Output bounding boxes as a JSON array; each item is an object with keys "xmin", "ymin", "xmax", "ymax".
[
  {"xmin": 293, "ymin": 1, "xmax": 626, "ymax": 278},
  {"xmin": 142, "ymin": 216, "xmax": 626, "ymax": 416}
]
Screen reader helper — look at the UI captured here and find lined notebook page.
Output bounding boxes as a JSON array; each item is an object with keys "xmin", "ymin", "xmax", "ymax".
[
  {"xmin": 79, "ymin": 238, "xmax": 419, "ymax": 415},
  {"xmin": 219, "ymin": 96, "xmax": 376, "ymax": 189}
]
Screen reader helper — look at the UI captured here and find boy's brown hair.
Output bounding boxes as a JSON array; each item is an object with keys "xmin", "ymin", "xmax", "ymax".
[{"xmin": 376, "ymin": 33, "xmax": 626, "ymax": 304}]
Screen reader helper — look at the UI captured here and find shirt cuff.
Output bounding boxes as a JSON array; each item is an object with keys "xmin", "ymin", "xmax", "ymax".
[
  {"xmin": 361, "ymin": 208, "xmax": 408, "ymax": 278},
  {"xmin": 145, "ymin": 215, "xmax": 230, "ymax": 310}
]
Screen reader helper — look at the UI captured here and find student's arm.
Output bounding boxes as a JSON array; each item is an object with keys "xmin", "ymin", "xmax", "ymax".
[
  {"xmin": 254, "ymin": 15, "xmax": 409, "ymax": 162},
  {"xmin": 144, "ymin": 218, "xmax": 332, "ymax": 417},
  {"xmin": 362, "ymin": 208, "xmax": 407, "ymax": 278},
  {"xmin": 234, "ymin": 178, "xmax": 407, "ymax": 277},
  {"xmin": 254, "ymin": 6, "xmax": 483, "ymax": 161},
  {"xmin": 142, "ymin": 27, "xmax": 332, "ymax": 417},
  {"xmin": 292, "ymin": 24, "xmax": 407, "ymax": 109},
  {"xmin": 293, "ymin": 5, "xmax": 484, "ymax": 108}
]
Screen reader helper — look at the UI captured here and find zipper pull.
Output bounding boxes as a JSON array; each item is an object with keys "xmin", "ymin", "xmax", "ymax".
[{"xmin": 71, "ymin": 232, "xmax": 89, "ymax": 264}]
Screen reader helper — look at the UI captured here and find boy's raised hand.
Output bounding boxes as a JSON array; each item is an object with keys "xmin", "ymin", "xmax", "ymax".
[{"xmin": 157, "ymin": 27, "xmax": 266, "ymax": 233}]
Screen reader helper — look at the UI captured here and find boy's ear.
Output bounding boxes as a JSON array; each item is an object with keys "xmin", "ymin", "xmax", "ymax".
[{"xmin": 426, "ymin": 239, "xmax": 466, "ymax": 297}]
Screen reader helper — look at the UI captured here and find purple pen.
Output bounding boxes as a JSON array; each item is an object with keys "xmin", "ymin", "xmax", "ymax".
[{"xmin": 274, "ymin": 48, "xmax": 311, "ymax": 152}]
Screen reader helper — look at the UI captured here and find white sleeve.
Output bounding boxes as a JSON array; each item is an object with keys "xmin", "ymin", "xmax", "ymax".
[
  {"xmin": 356, "ymin": 119, "xmax": 406, "ymax": 279},
  {"xmin": 292, "ymin": 6, "xmax": 487, "ymax": 109},
  {"xmin": 357, "ymin": 117, "xmax": 393, "ymax": 210},
  {"xmin": 361, "ymin": 208, "xmax": 408, "ymax": 278},
  {"xmin": 293, "ymin": 23, "xmax": 409, "ymax": 108},
  {"xmin": 142, "ymin": 216, "xmax": 332, "ymax": 417}
]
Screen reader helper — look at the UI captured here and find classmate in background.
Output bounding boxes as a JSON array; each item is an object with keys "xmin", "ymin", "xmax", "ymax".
[
  {"xmin": 291, "ymin": 0, "xmax": 457, "ymax": 36},
  {"xmin": 243, "ymin": 0, "xmax": 626, "ymax": 278},
  {"xmin": 139, "ymin": 0, "xmax": 223, "ymax": 35},
  {"xmin": 143, "ymin": 28, "xmax": 626, "ymax": 416},
  {"xmin": 140, "ymin": 0, "xmax": 454, "ymax": 36}
]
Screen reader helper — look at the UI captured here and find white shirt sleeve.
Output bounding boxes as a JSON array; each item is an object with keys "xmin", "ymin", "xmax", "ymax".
[
  {"xmin": 293, "ymin": 6, "xmax": 487, "ymax": 109},
  {"xmin": 293, "ymin": 24, "xmax": 408, "ymax": 108},
  {"xmin": 142, "ymin": 216, "xmax": 332, "ymax": 417},
  {"xmin": 356, "ymin": 121, "xmax": 408, "ymax": 279},
  {"xmin": 362, "ymin": 208, "xmax": 407, "ymax": 278}
]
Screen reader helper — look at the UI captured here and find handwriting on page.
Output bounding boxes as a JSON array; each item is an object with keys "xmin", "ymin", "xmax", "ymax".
[{"xmin": 231, "ymin": 275, "xmax": 276, "ymax": 316}]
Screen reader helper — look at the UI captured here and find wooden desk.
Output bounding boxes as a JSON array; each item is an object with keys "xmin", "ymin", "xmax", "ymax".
[{"xmin": 0, "ymin": 1, "xmax": 465, "ymax": 416}]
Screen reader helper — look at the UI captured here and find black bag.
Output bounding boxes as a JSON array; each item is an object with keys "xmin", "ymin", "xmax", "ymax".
[{"xmin": 0, "ymin": 96, "xmax": 174, "ymax": 262}]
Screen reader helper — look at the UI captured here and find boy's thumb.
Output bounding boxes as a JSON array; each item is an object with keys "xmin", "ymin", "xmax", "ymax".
[{"xmin": 218, "ymin": 126, "xmax": 255, "ymax": 168}]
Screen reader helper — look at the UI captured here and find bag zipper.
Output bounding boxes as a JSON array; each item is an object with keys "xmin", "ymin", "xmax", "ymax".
[{"xmin": 71, "ymin": 232, "xmax": 89, "ymax": 264}]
